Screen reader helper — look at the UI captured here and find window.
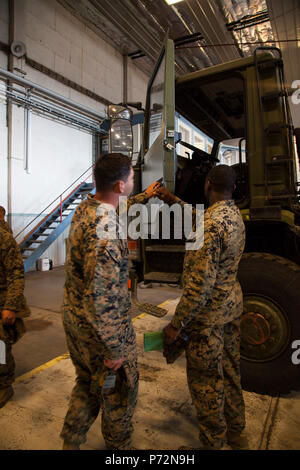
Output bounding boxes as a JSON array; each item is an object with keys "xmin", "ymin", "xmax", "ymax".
[
  {"xmin": 178, "ymin": 123, "xmax": 191, "ymax": 158},
  {"xmin": 176, "ymin": 115, "xmax": 214, "ymax": 159},
  {"xmin": 194, "ymin": 132, "xmax": 204, "ymax": 151},
  {"xmin": 218, "ymin": 139, "xmax": 246, "ymax": 166},
  {"xmin": 207, "ymin": 142, "xmax": 213, "ymax": 154}
]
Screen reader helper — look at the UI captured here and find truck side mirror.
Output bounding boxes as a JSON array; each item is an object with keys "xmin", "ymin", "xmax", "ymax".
[
  {"xmin": 109, "ymin": 118, "xmax": 133, "ymax": 158},
  {"xmin": 108, "ymin": 105, "xmax": 133, "ymax": 158},
  {"xmin": 108, "ymin": 105, "xmax": 133, "ymax": 121}
]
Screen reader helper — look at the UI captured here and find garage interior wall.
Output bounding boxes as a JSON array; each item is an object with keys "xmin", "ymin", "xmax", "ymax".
[
  {"xmin": 0, "ymin": 0, "xmax": 149, "ymax": 268},
  {"xmin": 0, "ymin": 1, "xmax": 9, "ymax": 213}
]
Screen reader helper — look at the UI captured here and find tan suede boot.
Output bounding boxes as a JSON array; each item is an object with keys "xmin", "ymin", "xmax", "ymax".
[
  {"xmin": 62, "ymin": 441, "xmax": 80, "ymax": 450},
  {"xmin": 227, "ymin": 431, "xmax": 249, "ymax": 450},
  {"xmin": 179, "ymin": 443, "xmax": 232, "ymax": 450}
]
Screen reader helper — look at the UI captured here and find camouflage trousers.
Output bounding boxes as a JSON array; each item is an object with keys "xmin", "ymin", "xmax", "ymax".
[
  {"xmin": 60, "ymin": 318, "xmax": 139, "ymax": 449},
  {"xmin": 0, "ymin": 324, "xmax": 15, "ymax": 390},
  {"xmin": 186, "ymin": 318, "xmax": 245, "ymax": 449}
]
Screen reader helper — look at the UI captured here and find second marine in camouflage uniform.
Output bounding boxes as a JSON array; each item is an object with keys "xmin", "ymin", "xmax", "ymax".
[{"xmin": 157, "ymin": 165, "xmax": 246, "ymax": 450}]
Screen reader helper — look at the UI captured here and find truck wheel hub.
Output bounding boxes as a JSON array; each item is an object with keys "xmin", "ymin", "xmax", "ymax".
[{"xmin": 240, "ymin": 295, "xmax": 290, "ymax": 362}]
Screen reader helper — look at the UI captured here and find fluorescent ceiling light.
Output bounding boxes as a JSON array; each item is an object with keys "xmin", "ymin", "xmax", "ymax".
[{"xmin": 165, "ymin": 0, "xmax": 183, "ymax": 5}]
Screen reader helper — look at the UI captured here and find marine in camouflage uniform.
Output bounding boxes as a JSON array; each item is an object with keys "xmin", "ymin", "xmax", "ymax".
[
  {"xmin": 0, "ymin": 220, "xmax": 13, "ymax": 235},
  {"xmin": 157, "ymin": 166, "xmax": 246, "ymax": 450},
  {"xmin": 0, "ymin": 224, "xmax": 30, "ymax": 406},
  {"xmin": 60, "ymin": 154, "xmax": 157, "ymax": 450},
  {"xmin": 0, "ymin": 206, "xmax": 13, "ymax": 235}
]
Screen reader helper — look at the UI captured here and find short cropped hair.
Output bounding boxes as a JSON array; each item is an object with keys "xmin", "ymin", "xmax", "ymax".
[
  {"xmin": 207, "ymin": 165, "xmax": 236, "ymax": 192},
  {"xmin": 94, "ymin": 153, "xmax": 132, "ymax": 191}
]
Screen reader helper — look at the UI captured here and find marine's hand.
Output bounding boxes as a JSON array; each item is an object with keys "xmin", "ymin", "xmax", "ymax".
[
  {"xmin": 145, "ymin": 182, "xmax": 161, "ymax": 198},
  {"xmin": 163, "ymin": 322, "xmax": 180, "ymax": 345},
  {"xmin": 104, "ymin": 358, "xmax": 125, "ymax": 371},
  {"xmin": 154, "ymin": 186, "xmax": 177, "ymax": 205},
  {"xmin": 1, "ymin": 309, "xmax": 16, "ymax": 326}
]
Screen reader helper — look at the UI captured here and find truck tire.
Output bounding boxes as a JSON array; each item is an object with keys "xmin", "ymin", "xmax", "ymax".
[{"xmin": 237, "ymin": 252, "xmax": 300, "ymax": 395}]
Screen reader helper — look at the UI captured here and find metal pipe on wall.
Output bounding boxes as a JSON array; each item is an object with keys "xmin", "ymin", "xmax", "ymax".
[
  {"xmin": 4, "ymin": 85, "xmax": 104, "ymax": 133},
  {"xmin": 0, "ymin": 67, "xmax": 106, "ymax": 122},
  {"xmin": 24, "ymin": 107, "xmax": 31, "ymax": 174}
]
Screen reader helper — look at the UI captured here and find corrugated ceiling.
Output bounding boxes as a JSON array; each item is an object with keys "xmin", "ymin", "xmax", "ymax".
[
  {"xmin": 218, "ymin": 0, "xmax": 275, "ymax": 55},
  {"xmin": 57, "ymin": 0, "xmax": 299, "ymax": 83}
]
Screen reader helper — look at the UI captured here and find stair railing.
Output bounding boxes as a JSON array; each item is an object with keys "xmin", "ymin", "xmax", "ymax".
[{"xmin": 16, "ymin": 165, "xmax": 94, "ymax": 245}]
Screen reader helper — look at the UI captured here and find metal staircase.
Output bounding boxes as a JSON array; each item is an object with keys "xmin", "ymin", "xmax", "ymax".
[{"xmin": 17, "ymin": 169, "xmax": 95, "ymax": 272}]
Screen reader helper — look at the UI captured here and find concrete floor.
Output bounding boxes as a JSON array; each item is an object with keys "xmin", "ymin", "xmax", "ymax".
[
  {"xmin": 14, "ymin": 267, "xmax": 180, "ymax": 377},
  {"xmin": 2, "ymin": 267, "xmax": 300, "ymax": 450}
]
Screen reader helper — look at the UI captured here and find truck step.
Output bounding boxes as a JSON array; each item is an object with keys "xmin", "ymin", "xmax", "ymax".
[{"xmin": 134, "ymin": 302, "xmax": 168, "ymax": 318}]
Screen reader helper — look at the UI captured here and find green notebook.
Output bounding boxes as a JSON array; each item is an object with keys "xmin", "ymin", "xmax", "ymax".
[{"xmin": 144, "ymin": 331, "xmax": 164, "ymax": 352}]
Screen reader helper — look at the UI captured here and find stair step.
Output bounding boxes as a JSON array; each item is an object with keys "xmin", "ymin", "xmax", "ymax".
[
  {"xmin": 269, "ymin": 194, "xmax": 294, "ymax": 199},
  {"xmin": 268, "ymin": 159, "xmax": 293, "ymax": 165},
  {"xmin": 265, "ymin": 122, "xmax": 293, "ymax": 134},
  {"xmin": 262, "ymin": 90, "xmax": 286, "ymax": 101},
  {"xmin": 144, "ymin": 272, "xmax": 181, "ymax": 283}
]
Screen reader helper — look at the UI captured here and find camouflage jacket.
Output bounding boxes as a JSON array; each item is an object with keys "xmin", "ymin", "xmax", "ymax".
[
  {"xmin": 63, "ymin": 192, "xmax": 150, "ymax": 360},
  {"xmin": 171, "ymin": 199, "xmax": 245, "ymax": 332},
  {"xmin": 0, "ymin": 227, "xmax": 30, "ymax": 318},
  {"xmin": 0, "ymin": 220, "xmax": 13, "ymax": 235}
]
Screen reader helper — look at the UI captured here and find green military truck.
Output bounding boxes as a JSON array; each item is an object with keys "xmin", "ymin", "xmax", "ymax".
[{"xmin": 109, "ymin": 38, "xmax": 300, "ymax": 395}]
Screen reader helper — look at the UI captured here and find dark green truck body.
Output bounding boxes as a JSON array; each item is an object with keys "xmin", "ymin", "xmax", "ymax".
[{"xmin": 129, "ymin": 40, "xmax": 300, "ymax": 394}]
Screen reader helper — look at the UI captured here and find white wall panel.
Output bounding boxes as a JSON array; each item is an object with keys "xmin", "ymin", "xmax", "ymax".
[{"xmin": 12, "ymin": 112, "xmax": 92, "ymax": 266}]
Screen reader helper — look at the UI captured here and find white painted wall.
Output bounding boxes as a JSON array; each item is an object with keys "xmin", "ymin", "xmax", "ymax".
[
  {"xmin": 22, "ymin": 0, "xmax": 148, "ymax": 111},
  {"xmin": 0, "ymin": 0, "xmax": 149, "ymax": 269},
  {"xmin": 0, "ymin": 0, "xmax": 9, "ymax": 213},
  {"xmin": 0, "ymin": 68, "xmax": 8, "ymax": 212},
  {"xmin": 12, "ymin": 112, "xmax": 93, "ymax": 232}
]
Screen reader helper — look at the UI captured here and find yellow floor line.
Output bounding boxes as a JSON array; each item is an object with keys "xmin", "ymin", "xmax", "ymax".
[
  {"xmin": 15, "ymin": 298, "xmax": 176, "ymax": 384},
  {"xmin": 15, "ymin": 353, "xmax": 70, "ymax": 384}
]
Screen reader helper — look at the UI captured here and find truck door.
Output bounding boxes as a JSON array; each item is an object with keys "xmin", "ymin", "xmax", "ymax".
[{"xmin": 141, "ymin": 37, "xmax": 176, "ymax": 192}]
